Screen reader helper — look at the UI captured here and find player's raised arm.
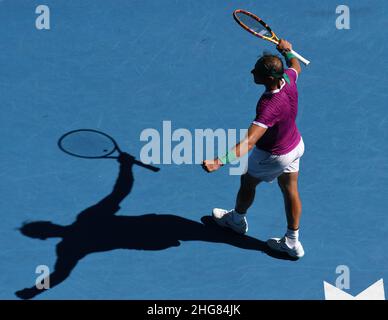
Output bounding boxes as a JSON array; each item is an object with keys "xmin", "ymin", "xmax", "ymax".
[{"xmin": 277, "ymin": 39, "xmax": 302, "ymax": 75}]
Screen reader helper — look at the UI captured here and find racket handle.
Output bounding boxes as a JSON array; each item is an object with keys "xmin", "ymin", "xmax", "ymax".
[
  {"xmin": 290, "ymin": 49, "xmax": 310, "ymax": 66},
  {"xmin": 133, "ymin": 159, "xmax": 160, "ymax": 172}
]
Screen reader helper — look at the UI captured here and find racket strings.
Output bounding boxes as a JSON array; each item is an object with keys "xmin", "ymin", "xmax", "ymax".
[
  {"xmin": 59, "ymin": 130, "xmax": 116, "ymax": 158},
  {"xmin": 236, "ymin": 13, "xmax": 269, "ymax": 35}
]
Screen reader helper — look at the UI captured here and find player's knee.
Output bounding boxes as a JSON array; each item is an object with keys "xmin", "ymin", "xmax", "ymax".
[
  {"xmin": 281, "ymin": 186, "xmax": 300, "ymax": 200},
  {"xmin": 277, "ymin": 179, "xmax": 286, "ymax": 192},
  {"xmin": 278, "ymin": 173, "xmax": 298, "ymax": 192},
  {"xmin": 278, "ymin": 179, "xmax": 298, "ymax": 195},
  {"xmin": 277, "ymin": 177, "xmax": 289, "ymax": 193}
]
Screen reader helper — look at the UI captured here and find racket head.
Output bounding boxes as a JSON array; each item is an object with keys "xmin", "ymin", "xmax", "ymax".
[
  {"xmin": 233, "ymin": 9, "xmax": 279, "ymax": 44},
  {"xmin": 58, "ymin": 129, "xmax": 121, "ymax": 159}
]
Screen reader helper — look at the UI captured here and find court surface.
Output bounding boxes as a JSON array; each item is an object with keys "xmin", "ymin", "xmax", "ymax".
[{"xmin": 1, "ymin": 0, "xmax": 387, "ymax": 299}]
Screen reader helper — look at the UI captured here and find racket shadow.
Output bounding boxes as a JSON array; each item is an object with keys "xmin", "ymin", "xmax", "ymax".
[
  {"xmin": 57, "ymin": 129, "xmax": 160, "ymax": 172},
  {"xmin": 15, "ymin": 154, "xmax": 294, "ymax": 300}
]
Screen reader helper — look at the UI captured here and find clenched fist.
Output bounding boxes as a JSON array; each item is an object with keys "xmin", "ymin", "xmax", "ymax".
[{"xmin": 202, "ymin": 159, "xmax": 223, "ymax": 173}]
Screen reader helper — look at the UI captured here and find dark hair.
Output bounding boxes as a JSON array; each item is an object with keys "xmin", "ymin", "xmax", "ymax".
[{"xmin": 254, "ymin": 53, "xmax": 284, "ymax": 79}]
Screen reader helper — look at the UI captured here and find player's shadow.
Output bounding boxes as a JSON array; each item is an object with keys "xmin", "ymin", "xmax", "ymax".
[{"xmin": 15, "ymin": 153, "xmax": 295, "ymax": 300}]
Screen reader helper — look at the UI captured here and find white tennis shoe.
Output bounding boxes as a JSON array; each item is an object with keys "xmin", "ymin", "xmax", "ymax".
[
  {"xmin": 212, "ymin": 208, "xmax": 248, "ymax": 235},
  {"xmin": 267, "ymin": 236, "xmax": 305, "ymax": 258}
]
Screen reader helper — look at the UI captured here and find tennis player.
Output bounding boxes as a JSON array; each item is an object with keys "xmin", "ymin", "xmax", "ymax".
[{"xmin": 202, "ymin": 39, "xmax": 305, "ymax": 258}]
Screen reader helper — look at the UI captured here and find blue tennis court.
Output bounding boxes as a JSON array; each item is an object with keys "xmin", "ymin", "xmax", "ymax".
[{"xmin": 1, "ymin": 0, "xmax": 387, "ymax": 299}]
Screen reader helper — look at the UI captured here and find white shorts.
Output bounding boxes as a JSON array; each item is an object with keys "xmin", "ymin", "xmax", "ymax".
[{"xmin": 247, "ymin": 138, "xmax": 305, "ymax": 182}]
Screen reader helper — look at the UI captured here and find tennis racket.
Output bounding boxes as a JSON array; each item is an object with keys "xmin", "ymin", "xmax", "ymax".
[
  {"xmin": 233, "ymin": 9, "xmax": 310, "ymax": 66},
  {"xmin": 58, "ymin": 129, "xmax": 160, "ymax": 172}
]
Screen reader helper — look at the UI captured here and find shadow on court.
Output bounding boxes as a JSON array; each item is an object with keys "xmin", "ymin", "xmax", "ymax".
[{"xmin": 15, "ymin": 153, "xmax": 295, "ymax": 300}]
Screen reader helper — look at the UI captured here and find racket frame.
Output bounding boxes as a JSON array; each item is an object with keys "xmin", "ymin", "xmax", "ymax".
[
  {"xmin": 58, "ymin": 129, "xmax": 121, "ymax": 159},
  {"xmin": 58, "ymin": 129, "xmax": 160, "ymax": 172},
  {"xmin": 233, "ymin": 9, "xmax": 310, "ymax": 65}
]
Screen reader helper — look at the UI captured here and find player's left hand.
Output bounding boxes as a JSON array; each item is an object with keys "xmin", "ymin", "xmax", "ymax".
[
  {"xmin": 202, "ymin": 159, "xmax": 223, "ymax": 173},
  {"xmin": 277, "ymin": 39, "xmax": 293, "ymax": 53}
]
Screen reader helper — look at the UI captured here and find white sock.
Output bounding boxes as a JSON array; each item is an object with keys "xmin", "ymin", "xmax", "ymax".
[
  {"xmin": 232, "ymin": 210, "xmax": 246, "ymax": 223},
  {"xmin": 285, "ymin": 228, "xmax": 299, "ymax": 247}
]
